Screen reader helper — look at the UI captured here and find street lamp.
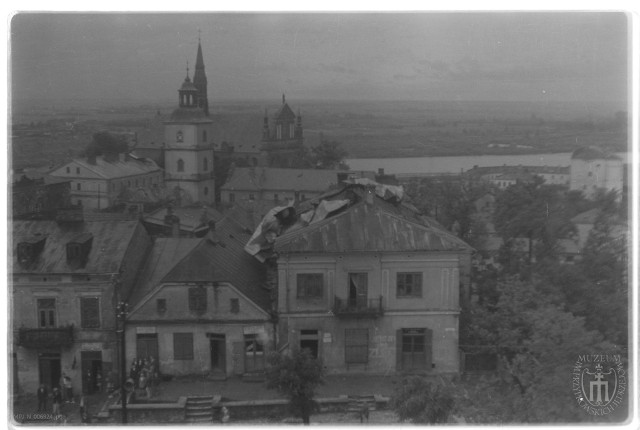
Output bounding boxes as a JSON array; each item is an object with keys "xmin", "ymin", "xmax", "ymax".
[{"xmin": 116, "ymin": 301, "xmax": 129, "ymax": 424}]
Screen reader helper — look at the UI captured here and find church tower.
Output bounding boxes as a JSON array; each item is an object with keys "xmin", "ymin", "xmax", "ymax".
[
  {"xmin": 192, "ymin": 36, "xmax": 209, "ymax": 116},
  {"xmin": 163, "ymin": 42, "xmax": 215, "ymax": 206},
  {"xmin": 261, "ymin": 94, "xmax": 305, "ymax": 167}
]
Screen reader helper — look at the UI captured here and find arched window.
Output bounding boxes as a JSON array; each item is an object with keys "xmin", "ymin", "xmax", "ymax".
[
  {"xmin": 176, "ymin": 130, "xmax": 183, "ymax": 143},
  {"xmin": 203, "ymin": 157, "xmax": 209, "ymax": 171},
  {"xmin": 177, "ymin": 159, "xmax": 185, "ymax": 172}
]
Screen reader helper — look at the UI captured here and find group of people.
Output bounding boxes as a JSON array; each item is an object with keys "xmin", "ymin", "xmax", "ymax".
[
  {"xmin": 36, "ymin": 374, "xmax": 74, "ymax": 415},
  {"xmin": 129, "ymin": 357, "xmax": 158, "ymax": 398}
]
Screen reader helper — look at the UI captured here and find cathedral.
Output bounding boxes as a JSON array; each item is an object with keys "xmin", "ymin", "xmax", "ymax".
[{"xmin": 163, "ymin": 38, "xmax": 215, "ymax": 206}]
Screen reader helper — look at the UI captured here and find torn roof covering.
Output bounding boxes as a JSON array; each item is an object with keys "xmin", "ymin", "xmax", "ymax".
[{"xmin": 244, "ymin": 180, "xmax": 471, "ymax": 260}]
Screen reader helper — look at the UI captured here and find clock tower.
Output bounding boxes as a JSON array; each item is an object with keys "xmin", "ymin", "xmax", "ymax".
[{"xmin": 163, "ymin": 40, "xmax": 215, "ymax": 206}]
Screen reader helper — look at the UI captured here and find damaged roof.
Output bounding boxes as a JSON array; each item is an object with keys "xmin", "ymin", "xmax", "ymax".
[{"xmin": 273, "ymin": 185, "xmax": 472, "ymax": 254}]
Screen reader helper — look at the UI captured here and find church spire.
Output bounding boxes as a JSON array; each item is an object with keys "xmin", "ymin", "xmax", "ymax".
[{"xmin": 193, "ymin": 34, "xmax": 209, "ymax": 116}]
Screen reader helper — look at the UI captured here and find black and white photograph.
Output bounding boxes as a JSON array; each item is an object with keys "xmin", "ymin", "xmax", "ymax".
[{"xmin": 5, "ymin": 9, "xmax": 636, "ymax": 426}]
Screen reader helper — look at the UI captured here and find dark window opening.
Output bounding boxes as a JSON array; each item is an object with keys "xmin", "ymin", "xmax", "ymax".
[
  {"xmin": 300, "ymin": 330, "xmax": 319, "ymax": 358},
  {"xmin": 157, "ymin": 299, "xmax": 167, "ymax": 314},
  {"xmin": 297, "ymin": 274, "xmax": 323, "ymax": 299},
  {"xmin": 188, "ymin": 286, "xmax": 207, "ymax": 313},
  {"xmin": 230, "ymin": 298, "xmax": 239, "ymax": 314},
  {"xmin": 397, "ymin": 272, "xmax": 423, "ymax": 298},
  {"xmin": 37, "ymin": 298, "xmax": 56, "ymax": 328}
]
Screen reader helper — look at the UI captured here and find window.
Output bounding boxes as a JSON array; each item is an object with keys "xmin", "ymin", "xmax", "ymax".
[
  {"xmin": 157, "ymin": 299, "xmax": 167, "ymax": 314},
  {"xmin": 202, "ymin": 130, "xmax": 207, "ymax": 143},
  {"xmin": 274, "ymin": 193, "xmax": 279, "ymax": 202},
  {"xmin": 244, "ymin": 334, "xmax": 265, "ymax": 372},
  {"xmin": 249, "ymin": 194, "xmax": 255, "ymax": 201},
  {"xmin": 177, "ymin": 159, "xmax": 185, "ymax": 172},
  {"xmin": 296, "ymin": 274, "xmax": 324, "ymax": 299},
  {"xmin": 67, "ymin": 244, "xmax": 81, "ymax": 261},
  {"xmin": 397, "ymin": 273, "xmax": 422, "ymax": 298},
  {"xmin": 204, "ymin": 187, "xmax": 209, "ymax": 196},
  {"xmin": 229, "ymin": 193, "xmax": 235, "ymax": 203},
  {"xmin": 289, "ymin": 123, "xmax": 295, "ymax": 138},
  {"xmin": 80, "ymin": 297, "xmax": 100, "ymax": 328},
  {"xmin": 66, "ymin": 167, "xmax": 70, "ymax": 174},
  {"xmin": 203, "ymin": 157, "xmax": 209, "ymax": 171},
  {"xmin": 230, "ymin": 298, "xmax": 239, "ymax": 314},
  {"xmin": 176, "ymin": 131, "xmax": 183, "ymax": 143},
  {"xmin": 401, "ymin": 328, "xmax": 428, "ymax": 370},
  {"xmin": 276, "ymin": 124, "xmax": 282, "ymax": 139},
  {"xmin": 345, "ymin": 328, "xmax": 368, "ymax": 364},
  {"xmin": 188, "ymin": 286, "xmax": 207, "ymax": 313},
  {"xmin": 173, "ymin": 333, "xmax": 194, "ymax": 360},
  {"xmin": 77, "ymin": 183, "xmax": 81, "ymax": 191},
  {"xmin": 76, "ymin": 167, "xmax": 80, "ymax": 175},
  {"xmin": 37, "ymin": 298, "xmax": 56, "ymax": 328}
]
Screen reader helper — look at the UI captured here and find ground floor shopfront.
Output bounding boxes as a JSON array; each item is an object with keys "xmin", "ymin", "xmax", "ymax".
[
  {"xmin": 278, "ymin": 312, "xmax": 460, "ymax": 374},
  {"xmin": 124, "ymin": 322, "xmax": 275, "ymax": 378}
]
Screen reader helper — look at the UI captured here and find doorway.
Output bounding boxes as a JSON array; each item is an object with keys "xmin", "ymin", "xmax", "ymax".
[
  {"xmin": 348, "ymin": 273, "xmax": 368, "ymax": 309},
  {"xmin": 81, "ymin": 351, "xmax": 102, "ymax": 394},
  {"xmin": 209, "ymin": 334, "xmax": 226, "ymax": 375},
  {"xmin": 38, "ymin": 352, "xmax": 61, "ymax": 390},
  {"xmin": 400, "ymin": 328, "xmax": 432, "ymax": 371},
  {"xmin": 300, "ymin": 330, "xmax": 319, "ymax": 358},
  {"xmin": 136, "ymin": 334, "xmax": 159, "ymax": 362}
]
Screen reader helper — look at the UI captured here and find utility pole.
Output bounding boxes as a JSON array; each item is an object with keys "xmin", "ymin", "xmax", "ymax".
[{"xmin": 116, "ymin": 301, "xmax": 129, "ymax": 424}]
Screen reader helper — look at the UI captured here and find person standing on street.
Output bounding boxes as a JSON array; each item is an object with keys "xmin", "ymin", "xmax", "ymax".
[
  {"xmin": 37, "ymin": 384, "xmax": 48, "ymax": 412},
  {"xmin": 52, "ymin": 387, "xmax": 62, "ymax": 416}
]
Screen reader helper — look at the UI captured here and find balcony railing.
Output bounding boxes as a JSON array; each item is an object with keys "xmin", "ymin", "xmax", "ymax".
[
  {"xmin": 333, "ymin": 296, "xmax": 383, "ymax": 318},
  {"xmin": 18, "ymin": 325, "xmax": 74, "ymax": 349}
]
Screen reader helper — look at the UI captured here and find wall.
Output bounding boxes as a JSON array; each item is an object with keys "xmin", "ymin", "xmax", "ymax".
[
  {"xmin": 276, "ymin": 252, "xmax": 464, "ymax": 374},
  {"xmin": 126, "ymin": 282, "xmax": 272, "ymax": 376}
]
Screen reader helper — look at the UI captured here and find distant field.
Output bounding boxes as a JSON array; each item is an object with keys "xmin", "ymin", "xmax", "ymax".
[{"xmin": 10, "ymin": 99, "xmax": 627, "ymax": 170}]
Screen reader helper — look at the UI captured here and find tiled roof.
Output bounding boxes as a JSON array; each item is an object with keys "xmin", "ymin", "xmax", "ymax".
[
  {"xmin": 11, "ymin": 220, "xmax": 143, "ymax": 274},
  {"xmin": 52, "ymin": 156, "xmax": 161, "ymax": 180},
  {"xmin": 127, "ymin": 237, "xmax": 202, "ymax": 307},
  {"xmin": 143, "ymin": 205, "xmax": 225, "ymax": 233},
  {"xmin": 160, "ymin": 218, "xmax": 270, "ymax": 311},
  {"xmin": 222, "ymin": 167, "xmax": 342, "ymax": 193},
  {"xmin": 274, "ymin": 186, "xmax": 472, "ymax": 254}
]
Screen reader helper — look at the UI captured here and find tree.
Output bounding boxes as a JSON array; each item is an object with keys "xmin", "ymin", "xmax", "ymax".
[
  {"xmin": 265, "ymin": 349, "xmax": 325, "ymax": 425},
  {"xmin": 390, "ymin": 377, "xmax": 455, "ymax": 424},
  {"xmin": 309, "ymin": 138, "xmax": 349, "ymax": 170},
  {"xmin": 460, "ymin": 276, "xmax": 622, "ymax": 422},
  {"xmin": 84, "ymin": 131, "xmax": 129, "ymax": 158}
]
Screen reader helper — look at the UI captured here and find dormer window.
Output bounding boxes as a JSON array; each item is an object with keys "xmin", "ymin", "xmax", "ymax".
[
  {"xmin": 16, "ymin": 236, "xmax": 46, "ymax": 267},
  {"xmin": 66, "ymin": 233, "xmax": 93, "ymax": 268},
  {"xmin": 176, "ymin": 131, "xmax": 183, "ymax": 143}
]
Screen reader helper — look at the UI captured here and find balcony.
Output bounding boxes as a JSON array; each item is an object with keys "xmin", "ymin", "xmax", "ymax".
[
  {"xmin": 18, "ymin": 325, "xmax": 74, "ymax": 349},
  {"xmin": 333, "ymin": 296, "xmax": 383, "ymax": 318}
]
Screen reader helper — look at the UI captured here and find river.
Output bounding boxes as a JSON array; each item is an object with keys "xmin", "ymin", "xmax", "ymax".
[{"xmin": 346, "ymin": 153, "xmax": 574, "ymax": 175}]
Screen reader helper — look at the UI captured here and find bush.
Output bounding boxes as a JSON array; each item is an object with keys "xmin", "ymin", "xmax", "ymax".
[{"xmin": 389, "ymin": 377, "xmax": 454, "ymax": 424}]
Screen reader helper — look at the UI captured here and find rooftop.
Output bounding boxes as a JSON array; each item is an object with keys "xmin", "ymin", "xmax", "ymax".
[{"xmin": 51, "ymin": 155, "xmax": 161, "ymax": 180}]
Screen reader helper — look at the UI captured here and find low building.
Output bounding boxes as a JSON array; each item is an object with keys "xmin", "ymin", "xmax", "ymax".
[
  {"xmin": 48, "ymin": 153, "xmax": 163, "ymax": 210},
  {"xmin": 125, "ymin": 218, "xmax": 273, "ymax": 379},
  {"xmin": 569, "ymin": 147, "xmax": 624, "ymax": 198},
  {"xmin": 220, "ymin": 166, "xmax": 374, "ymax": 205},
  {"xmin": 12, "ymin": 174, "xmax": 71, "ymax": 220},
  {"xmin": 11, "ymin": 220, "xmax": 151, "ymax": 395},
  {"xmin": 247, "ymin": 182, "xmax": 473, "ymax": 375}
]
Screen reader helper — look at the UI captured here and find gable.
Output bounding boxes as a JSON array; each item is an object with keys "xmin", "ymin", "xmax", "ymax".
[
  {"xmin": 50, "ymin": 161, "xmax": 105, "ymax": 179},
  {"xmin": 128, "ymin": 282, "xmax": 269, "ymax": 322}
]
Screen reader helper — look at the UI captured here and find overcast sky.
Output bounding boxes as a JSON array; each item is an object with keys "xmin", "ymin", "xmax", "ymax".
[{"xmin": 10, "ymin": 12, "xmax": 629, "ymax": 105}]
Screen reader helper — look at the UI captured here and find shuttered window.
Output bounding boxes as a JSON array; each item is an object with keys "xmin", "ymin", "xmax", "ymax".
[
  {"xmin": 80, "ymin": 297, "xmax": 100, "ymax": 328},
  {"xmin": 345, "ymin": 328, "xmax": 368, "ymax": 364},
  {"xmin": 173, "ymin": 333, "xmax": 194, "ymax": 360},
  {"xmin": 188, "ymin": 287, "xmax": 207, "ymax": 312},
  {"xmin": 296, "ymin": 274, "xmax": 324, "ymax": 299}
]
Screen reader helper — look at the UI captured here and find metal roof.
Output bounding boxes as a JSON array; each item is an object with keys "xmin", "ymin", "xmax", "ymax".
[{"xmin": 274, "ymin": 187, "xmax": 472, "ymax": 254}]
